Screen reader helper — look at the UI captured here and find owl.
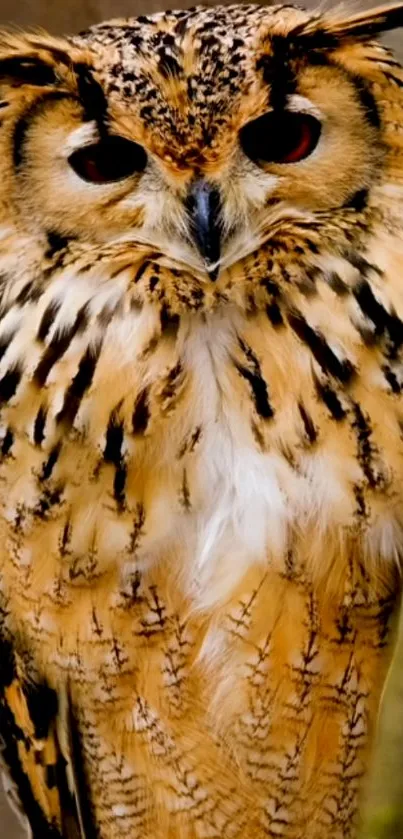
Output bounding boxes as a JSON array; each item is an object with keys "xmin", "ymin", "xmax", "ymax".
[{"xmin": 1, "ymin": 2, "xmax": 403, "ymax": 838}]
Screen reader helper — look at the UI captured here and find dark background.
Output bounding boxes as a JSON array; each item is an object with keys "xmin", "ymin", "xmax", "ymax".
[{"xmin": 0, "ymin": 2, "xmax": 401, "ymax": 837}]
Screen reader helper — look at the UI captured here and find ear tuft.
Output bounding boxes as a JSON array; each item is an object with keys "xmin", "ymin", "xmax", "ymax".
[
  {"xmin": 294, "ymin": 2, "xmax": 403, "ymax": 45},
  {"xmin": 0, "ymin": 31, "xmax": 75, "ymax": 91},
  {"xmin": 0, "ymin": 55, "xmax": 57, "ymax": 87}
]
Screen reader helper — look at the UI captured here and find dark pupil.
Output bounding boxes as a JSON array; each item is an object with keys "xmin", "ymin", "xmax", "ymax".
[
  {"xmin": 68, "ymin": 136, "xmax": 147, "ymax": 183},
  {"xmin": 240, "ymin": 111, "xmax": 321, "ymax": 165}
]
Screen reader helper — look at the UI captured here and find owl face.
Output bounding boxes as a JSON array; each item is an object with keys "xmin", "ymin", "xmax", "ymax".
[{"xmin": 0, "ymin": 4, "xmax": 401, "ymax": 298}]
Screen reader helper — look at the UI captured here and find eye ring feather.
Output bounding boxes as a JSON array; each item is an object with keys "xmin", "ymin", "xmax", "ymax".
[
  {"xmin": 68, "ymin": 136, "xmax": 148, "ymax": 184},
  {"xmin": 240, "ymin": 111, "xmax": 322, "ymax": 166}
]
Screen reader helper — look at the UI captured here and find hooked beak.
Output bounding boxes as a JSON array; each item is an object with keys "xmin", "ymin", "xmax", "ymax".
[{"xmin": 186, "ymin": 180, "xmax": 221, "ymax": 280}]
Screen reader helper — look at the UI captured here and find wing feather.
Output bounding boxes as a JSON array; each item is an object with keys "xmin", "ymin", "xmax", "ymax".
[{"xmin": 0, "ymin": 634, "xmax": 85, "ymax": 838}]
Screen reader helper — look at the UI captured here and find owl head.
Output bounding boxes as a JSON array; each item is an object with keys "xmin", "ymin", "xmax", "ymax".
[{"xmin": 0, "ymin": 3, "xmax": 402, "ymax": 309}]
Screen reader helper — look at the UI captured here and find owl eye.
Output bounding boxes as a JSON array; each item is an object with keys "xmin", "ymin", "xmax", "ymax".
[
  {"xmin": 68, "ymin": 136, "xmax": 147, "ymax": 183},
  {"xmin": 240, "ymin": 112, "xmax": 321, "ymax": 166}
]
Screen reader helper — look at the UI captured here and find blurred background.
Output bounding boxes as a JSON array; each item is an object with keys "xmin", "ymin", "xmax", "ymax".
[{"xmin": 0, "ymin": 1, "xmax": 401, "ymax": 837}]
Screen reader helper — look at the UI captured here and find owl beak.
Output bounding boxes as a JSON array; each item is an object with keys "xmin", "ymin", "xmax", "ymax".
[{"xmin": 186, "ymin": 180, "xmax": 221, "ymax": 280}]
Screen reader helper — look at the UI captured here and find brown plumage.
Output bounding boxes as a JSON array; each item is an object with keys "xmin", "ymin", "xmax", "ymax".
[{"xmin": 0, "ymin": 4, "xmax": 403, "ymax": 837}]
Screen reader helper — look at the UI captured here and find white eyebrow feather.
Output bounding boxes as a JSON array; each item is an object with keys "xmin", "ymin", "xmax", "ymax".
[
  {"xmin": 286, "ymin": 94, "xmax": 323, "ymax": 120},
  {"xmin": 61, "ymin": 121, "xmax": 98, "ymax": 157}
]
